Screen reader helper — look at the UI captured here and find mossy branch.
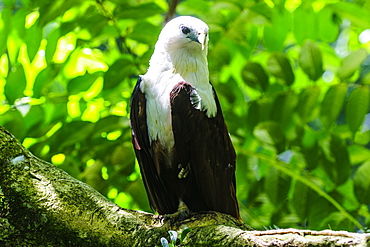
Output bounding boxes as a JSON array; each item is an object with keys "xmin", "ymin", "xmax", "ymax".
[{"xmin": 0, "ymin": 126, "xmax": 368, "ymax": 246}]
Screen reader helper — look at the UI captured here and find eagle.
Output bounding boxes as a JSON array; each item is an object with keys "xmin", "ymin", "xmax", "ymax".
[{"xmin": 130, "ymin": 16, "xmax": 240, "ymax": 220}]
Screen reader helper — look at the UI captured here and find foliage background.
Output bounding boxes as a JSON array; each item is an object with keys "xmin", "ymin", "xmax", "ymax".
[{"xmin": 1, "ymin": 0, "xmax": 370, "ymax": 232}]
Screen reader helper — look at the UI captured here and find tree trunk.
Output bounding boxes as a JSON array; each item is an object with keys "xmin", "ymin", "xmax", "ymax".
[{"xmin": 0, "ymin": 126, "xmax": 369, "ymax": 246}]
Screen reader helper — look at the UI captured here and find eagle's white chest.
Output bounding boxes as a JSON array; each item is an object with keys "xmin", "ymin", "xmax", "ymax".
[
  {"xmin": 141, "ymin": 68, "xmax": 216, "ymax": 151},
  {"xmin": 140, "ymin": 33, "xmax": 217, "ymax": 150}
]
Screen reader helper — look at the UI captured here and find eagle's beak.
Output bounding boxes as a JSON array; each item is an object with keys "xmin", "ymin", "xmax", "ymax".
[{"xmin": 198, "ymin": 32, "xmax": 208, "ymax": 50}]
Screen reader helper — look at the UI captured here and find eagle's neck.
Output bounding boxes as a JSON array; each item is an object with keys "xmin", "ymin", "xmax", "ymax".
[
  {"xmin": 142, "ymin": 44, "xmax": 217, "ymax": 150},
  {"xmin": 146, "ymin": 44, "xmax": 217, "ymax": 116}
]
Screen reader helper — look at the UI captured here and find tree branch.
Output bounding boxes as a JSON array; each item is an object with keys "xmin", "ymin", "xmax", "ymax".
[{"xmin": 0, "ymin": 126, "xmax": 369, "ymax": 246}]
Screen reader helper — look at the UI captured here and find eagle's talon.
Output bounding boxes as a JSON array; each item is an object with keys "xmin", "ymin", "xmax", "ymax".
[{"xmin": 163, "ymin": 202, "xmax": 190, "ymax": 225}]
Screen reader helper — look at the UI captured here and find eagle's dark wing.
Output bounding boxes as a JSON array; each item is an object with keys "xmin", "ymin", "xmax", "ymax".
[
  {"xmin": 130, "ymin": 77, "xmax": 179, "ymax": 214},
  {"xmin": 170, "ymin": 82, "xmax": 240, "ymax": 220}
]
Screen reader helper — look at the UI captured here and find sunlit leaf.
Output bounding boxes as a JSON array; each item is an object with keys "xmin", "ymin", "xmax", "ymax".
[
  {"xmin": 348, "ymin": 145, "xmax": 370, "ymax": 165},
  {"xmin": 25, "ymin": 20, "xmax": 42, "ymax": 61},
  {"xmin": 267, "ymin": 53, "xmax": 294, "ymax": 86},
  {"xmin": 320, "ymin": 84, "xmax": 347, "ymax": 128},
  {"xmin": 263, "ymin": 9, "xmax": 290, "ymax": 51},
  {"xmin": 329, "ymin": 2, "xmax": 370, "ymax": 29},
  {"xmin": 346, "ymin": 86, "xmax": 369, "ymax": 134},
  {"xmin": 299, "ymin": 40, "xmax": 323, "ymax": 81},
  {"xmin": 0, "ymin": 8, "xmax": 11, "ymax": 54},
  {"xmin": 337, "ymin": 49, "xmax": 368, "ymax": 80},
  {"xmin": 318, "ymin": 7, "xmax": 340, "ymax": 43},
  {"xmin": 293, "ymin": 4, "xmax": 317, "ymax": 45},
  {"xmin": 7, "ymin": 10, "xmax": 27, "ymax": 65},
  {"xmin": 67, "ymin": 72, "xmax": 102, "ymax": 95}
]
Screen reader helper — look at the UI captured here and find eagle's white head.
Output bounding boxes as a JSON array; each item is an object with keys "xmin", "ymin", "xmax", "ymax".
[
  {"xmin": 159, "ymin": 16, "xmax": 209, "ymax": 52},
  {"xmin": 146, "ymin": 16, "xmax": 210, "ymax": 84}
]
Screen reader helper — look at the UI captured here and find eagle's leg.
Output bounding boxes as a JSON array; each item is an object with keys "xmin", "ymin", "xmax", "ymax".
[{"xmin": 163, "ymin": 201, "xmax": 190, "ymax": 224}]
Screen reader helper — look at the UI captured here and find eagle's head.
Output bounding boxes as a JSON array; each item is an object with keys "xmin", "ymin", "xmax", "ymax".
[{"xmin": 157, "ymin": 16, "xmax": 209, "ymax": 53}]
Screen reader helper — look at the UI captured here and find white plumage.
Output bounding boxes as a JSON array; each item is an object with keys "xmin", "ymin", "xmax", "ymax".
[{"xmin": 140, "ymin": 16, "xmax": 217, "ymax": 150}]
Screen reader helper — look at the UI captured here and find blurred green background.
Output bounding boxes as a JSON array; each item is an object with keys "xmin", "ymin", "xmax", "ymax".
[{"xmin": 1, "ymin": 0, "xmax": 370, "ymax": 231}]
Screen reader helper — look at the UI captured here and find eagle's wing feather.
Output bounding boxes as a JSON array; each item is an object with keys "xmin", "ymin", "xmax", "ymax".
[
  {"xmin": 130, "ymin": 77, "xmax": 178, "ymax": 214},
  {"xmin": 170, "ymin": 82, "xmax": 240, "ymax": 219}
]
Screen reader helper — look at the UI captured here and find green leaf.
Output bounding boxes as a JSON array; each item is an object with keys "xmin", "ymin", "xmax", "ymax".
[
  {"xmin": 33, "ymin": 66, "xmax": 61, "ymax": 98},
  {"xmin": 241, "ymin": 62, "xmax": 269, "ymax": 91},
  {"xmin": 348, "ymin": 145, "xmax": 370, "ymax": 165},
  {"xmin": 293, "ymin": 4, "xmax": 317, "ymax": 45},
  {"xmin": 103, "ymin": 58, "xmax": 134, "ymax": 90},
  {"xmin": 346, "ymin": 86, "xmax": 369, "ymax": 134},
  {"xmin": 116, "ymin": 3, "xmax": 164, "ymax": 19},
  {"xmin": 264, "ymin": 167, "xmax": 291, "ymax": 207},
  {"xmin": 3, "ymin": 0, "xmax": 16, "ymax": 6},
  {"xmin": 328, "ymin": 2, "xmax": 370, "ymax": 29},
  {"xmin": 330, "ymin": 135, "xmax": 351, "ymax": 186},
  {"xmin": 296, "ymin": 86, "xmax": 321, "ymax": 123},
  {"xmin": 51, "ymin": 121, "xmax": 95, "ymax": 151},
  {"xmin": 299, "ymin": 40, "xmax": 323, "ymax": 81},
  {"xmin": 7, "ymin": 10, "xmax": 27, "ymax": 65},
  {"xmin": 321, "ymin": 135, "xmax": 351, "ymax": 186},
  {"xmin": 263, "ymin": 9, "xmax": 290, "ymax": 51},
  {"xmin": 318, "ymin": 7, "xmax": 340, "ymax": 43},
  {"xmin": 23, "ymin": 105, "xmax": 45, "ymax": 137},
  {"xmin": 354, "ymin": 160, "xmax": 370, "ymax": 204},
  {"xmin": 292, "ymin": 181, "xmax": 310, "ymax": 220},
  {"xmin": 320, "ymin": 84, "xmax": 347, "ymax": 128},
  {"xmin": 0, "ymin": 8, "xmax": 11, "ymax": 55},
  {"xmin": 253, "ymin": 121, "xmax": 284, "ymax": 146},
  {"xmin": 337, "ymin": 49, "xmax": 368, "ymax": 80},
  {"xmin": 111, "ymin": 143, "xmax": 135, "ymax": 175},
  {"xmin": 267, "ymin": 53, "xmax": 294, "ymax": 86},
  {"xmin": 0, "ymin": 109, "xmax": 24, "ymax": 139},
  {"xmin": 38, "ymin": 0, "xmax": 80, "ymax": 27},
  {"xmin": 78, "ymin": 11, "xmax": 108, "ymax": 37},
  {"xmin": 302, "ymin": 139, "xmax": 320, "ymax": 170},
  {"xmin": 67, "ymin": 72, "xmax": 101, "ymax": 95},
  {"xmin": 25, "ymin": 20, "xmax": 43, "ymax": 62},
  {"xmin": 128, "ymin": 21, "xmax": 162, "ymax": 45},
  {"xmin": 4, "ymin": 65, "xmax": 26, "ymax": 104},
  {"xmin": 45, "ymin": 27, "xmax": 61, "ymax": 64},
  {"xmin": 270, "ymin": 91, "xmax": 298, "ymax": 127},
  {"xmin": 246, "ymin": 99, "xmax": 272, "ymax": 133}
]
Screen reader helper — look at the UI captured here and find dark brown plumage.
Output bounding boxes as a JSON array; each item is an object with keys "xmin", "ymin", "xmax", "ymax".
[{"xmin": 130, "ymin": 78, "xmax": 240, "ymax": 220}]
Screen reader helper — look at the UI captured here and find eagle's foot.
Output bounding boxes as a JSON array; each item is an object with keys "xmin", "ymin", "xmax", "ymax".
[{"xmin": 163, "ymin": 201, "xmax": 190, "ymax": 226}]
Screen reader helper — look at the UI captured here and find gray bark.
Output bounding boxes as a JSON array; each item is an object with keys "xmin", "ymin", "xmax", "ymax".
[{"xmin": 0, "ymin": 126, "xmax": 369, "ymax": 246}]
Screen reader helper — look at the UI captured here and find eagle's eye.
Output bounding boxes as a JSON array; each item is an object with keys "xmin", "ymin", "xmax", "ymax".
[{"xmin": 181, "ymin": 26, "xmax": 191, "ymax": 35}]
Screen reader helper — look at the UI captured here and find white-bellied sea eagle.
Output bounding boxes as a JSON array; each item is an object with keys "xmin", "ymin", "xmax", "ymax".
[{"xmin": 130, "ymin": 16, "xmax": 240, "ymax": 220}]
